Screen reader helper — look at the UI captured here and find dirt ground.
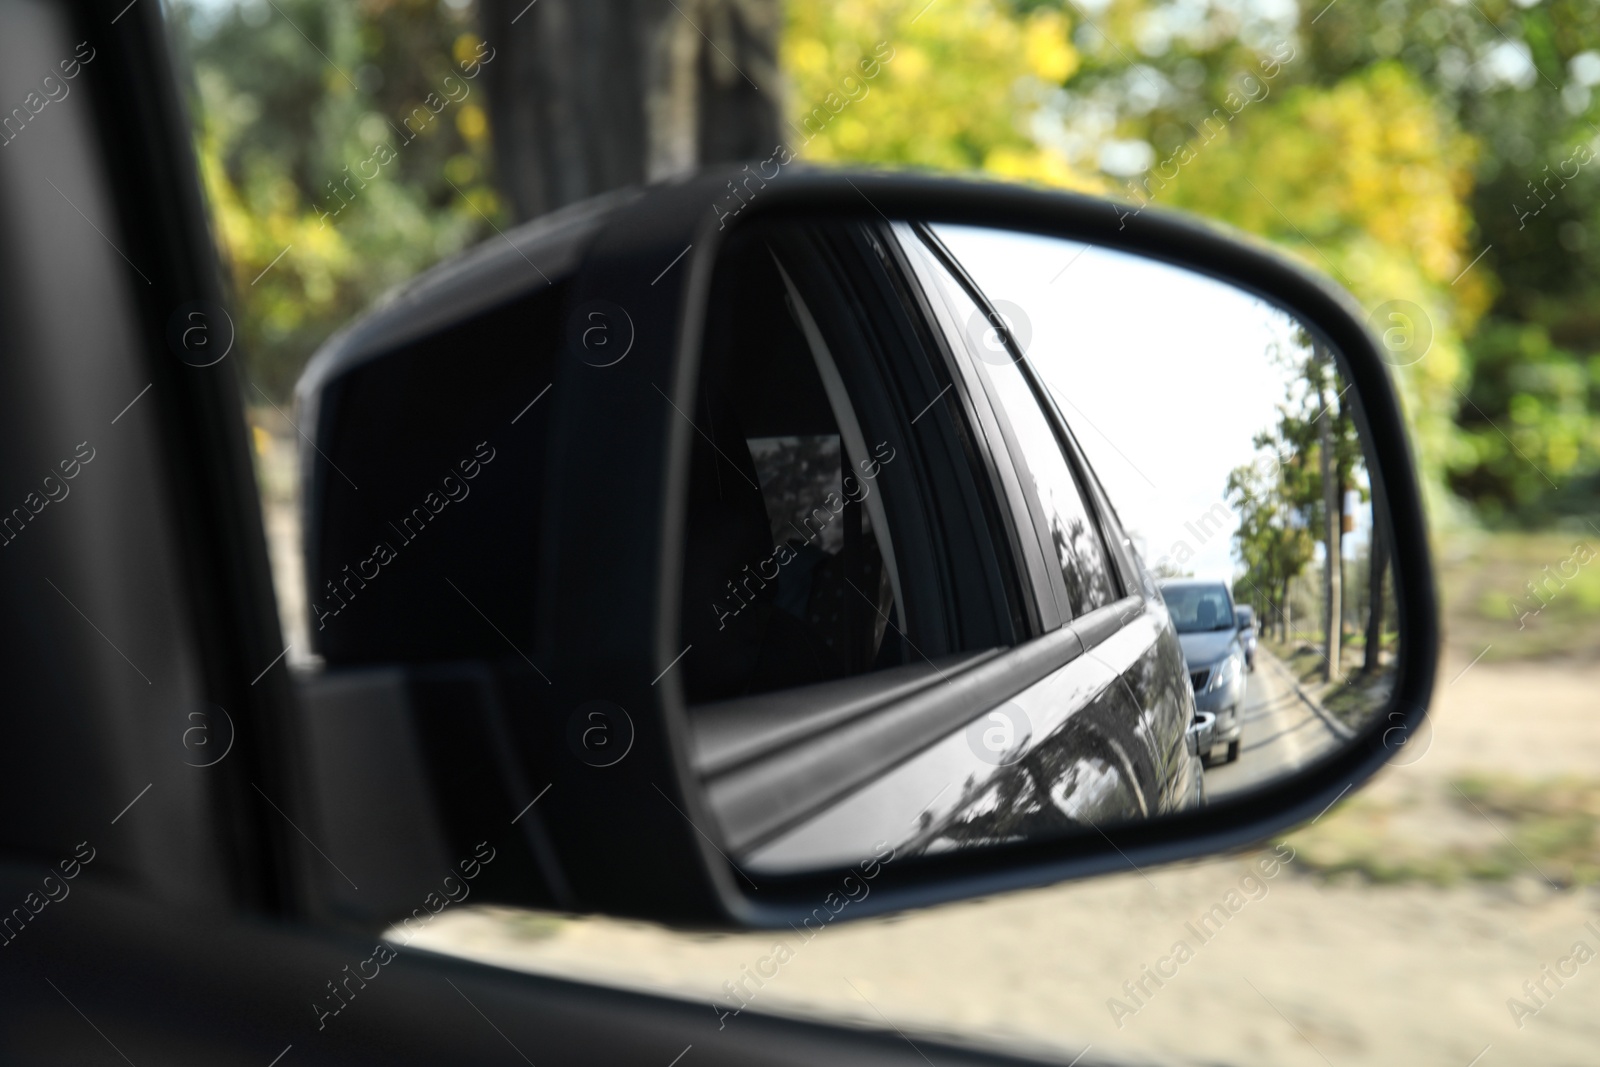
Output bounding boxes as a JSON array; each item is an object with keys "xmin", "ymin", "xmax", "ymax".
[{"xmin": 407, "ymin": 652, "xmax": 1600, "ymax": 1067}]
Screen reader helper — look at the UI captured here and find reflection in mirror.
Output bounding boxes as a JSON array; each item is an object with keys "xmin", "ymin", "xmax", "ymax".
[{"xmin": 682, "ymin": 216, "xmax": 1398, "ymax": 876}]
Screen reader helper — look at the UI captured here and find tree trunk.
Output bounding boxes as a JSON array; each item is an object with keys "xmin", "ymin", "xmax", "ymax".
[
  {"xmin": 1318, "ymin": 369, "xmax": 1342, "ymax": 683},
  {"xmin": 480, "ymin": 0, "xmax": 782, "ymax": 221},
  {"xmin": 1338, "ymin": 476, "xmax": 1347, "ymax": 643},
  {"xmin": 1363, "ymin": 508, "xmax": 1389, "ymax": 674}
]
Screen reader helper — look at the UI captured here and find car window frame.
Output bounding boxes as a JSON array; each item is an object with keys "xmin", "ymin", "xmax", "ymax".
[
  {"xmin": 1035, "ymin": 376, "xmax": 1146, "ymax": 602},
  {"xmin": 926, "ymin": 221, "xmax": 1132, "ymax": 607},
  {"xmin": 886, "ymin": 223, "xmax": 1064, "ymax": 634},
  {"xmin": 897, "ymin": 222, "xmax": 1128, "ymax": 625},
  {"xmin": 864, "ymin": 219, "xmax": 1041, "ymax": 643},
  {"xmin": 726, "ymin": 219, "xmax": 1020, "ymax": 664},
  {"xmin": 677, "ymin": 218, "xmax": 1040, "ymax": 802}
]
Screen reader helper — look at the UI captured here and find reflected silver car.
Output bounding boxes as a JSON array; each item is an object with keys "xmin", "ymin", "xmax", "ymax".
[
  {"xmin": 1159, "ymin": 579, "xmax": 1247, "ymax": 765},
  {"xmin": 1235, "ymin": 604, "xmax": 1258, "ymax": 671}
]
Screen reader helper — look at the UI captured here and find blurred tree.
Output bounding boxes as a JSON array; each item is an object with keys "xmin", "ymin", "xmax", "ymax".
[
  {"xmin": 178, "ymin": 0, "xmax": 500, "ymax": 398},
  {"xmin": 479, "ymin": 0, "xmax": 782, "ymax": 218},
  {"xmin": 1227, "ymin": 456, "xmax": 1314, "ymax": 643},
  {"xmin": 1279, "ymin": 334, "xmax": 1365, "ymax": 677},
  {"xmin": 783, "ymin": 0, "xmax": 1099, "ymax": 188},
  {"xmin": 1315, "ymin": 348, "xmax": 1344, "ymax": 679},
  {"xmin": 1451, "ymin": 321, "xmax": 1600, "ymax": 520},
  {"xmin": 1362, "ymin": 522, "xmax": 1390, "ymax": 673}
]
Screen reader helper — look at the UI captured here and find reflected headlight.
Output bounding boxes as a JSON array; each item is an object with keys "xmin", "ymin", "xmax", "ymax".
[{"xmin": 1208, "ymin": 653, "xmax": 1242, "ymax": 691}]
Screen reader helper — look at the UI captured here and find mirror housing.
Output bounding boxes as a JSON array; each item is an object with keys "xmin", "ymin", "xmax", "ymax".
[{"xmin": 293, "ymin": 168, "xmax": 1437, "ymax": 930}]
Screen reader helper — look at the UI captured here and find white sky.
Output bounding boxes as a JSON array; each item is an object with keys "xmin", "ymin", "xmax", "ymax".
[{"xmin": 934, "ymin": 224, "xmax": 1368, "ymax": 581}]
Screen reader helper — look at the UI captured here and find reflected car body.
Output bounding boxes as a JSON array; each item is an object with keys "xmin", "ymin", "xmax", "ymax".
[
  {"xmin": 1159, "ymin": 579, "xmax": 1247, "ymax": 764},
  {"xmin": 1236, "ymin": 604, "xmax": 1258, "ymax": 670},
  {"xmin": 899, "ymin": 592, "xmax": 1206, "ymax": 858}
]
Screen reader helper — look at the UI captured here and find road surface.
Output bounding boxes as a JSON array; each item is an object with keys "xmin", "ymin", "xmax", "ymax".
[{"xmin": 1203, "ymin": 646, "xmax": 1348, "ymax": 800}]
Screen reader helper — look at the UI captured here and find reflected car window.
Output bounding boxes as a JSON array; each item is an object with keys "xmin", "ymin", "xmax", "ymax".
[{"xmin": 1165, "ymin": 584, "xmax": 1237, "ymax": 633}]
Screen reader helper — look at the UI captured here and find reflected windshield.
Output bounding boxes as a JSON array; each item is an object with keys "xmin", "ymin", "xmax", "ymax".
[{"xmin": 1162, "ymin": 582, "xmax": 1236, "ymax": 632}]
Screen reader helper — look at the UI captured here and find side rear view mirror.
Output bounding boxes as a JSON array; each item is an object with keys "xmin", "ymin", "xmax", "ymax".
[{"xmin": 292, "ymin": 169, "xmax": 1436, "ymax": 929}]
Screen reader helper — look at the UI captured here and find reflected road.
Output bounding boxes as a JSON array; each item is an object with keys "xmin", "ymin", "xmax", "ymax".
[{"xmin": 1204, "ymin": 646, "xmax": 1347, "ymax": 800}]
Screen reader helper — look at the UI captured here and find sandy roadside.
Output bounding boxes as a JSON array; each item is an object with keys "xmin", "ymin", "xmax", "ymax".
[{"xmin": 405, "ymin": 654, "xmax": 1600, "ymax": 1066}]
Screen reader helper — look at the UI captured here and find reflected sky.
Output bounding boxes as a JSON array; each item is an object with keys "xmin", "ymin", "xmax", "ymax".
[{"xmin": 933, "ymin": 224, "xmax": 1371, "ymax": 581}]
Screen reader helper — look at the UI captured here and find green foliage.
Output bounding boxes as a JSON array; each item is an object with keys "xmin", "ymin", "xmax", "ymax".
[
  {"xmin": 176, "ymin": 0, "xmax": 501, "ymax": 399},
  {"xmin": 1146, "ymin": 0, "xmax": 1600, "ymax": 525},
  {"xmin": 1451, "ymin": 321, "xmax": 1600, "ymax": 522},
  {"xmin": 1152, "ymin": 62, "xmax": 1484, "ymax": 508},
  {"xmin": 1226, "ymin": 455, "xmax": 1314, "ymax": 635},
  {"xmin": 782, "ymin": 0, "xmax": 1100, "ymax": 188}
]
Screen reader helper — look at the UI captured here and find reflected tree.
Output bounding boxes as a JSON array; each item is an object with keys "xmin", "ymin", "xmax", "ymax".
[
  {"xmin": 1228, "ymin": 329, "xmax": 1378, "ymax": 681},
  {"xmin": 1268, "ymin": 331, "xmax": 1365, "ymax": 680},
  {"xmin": 1227, "ymin": 459, "xmax": 1313, "ymax": 643}
]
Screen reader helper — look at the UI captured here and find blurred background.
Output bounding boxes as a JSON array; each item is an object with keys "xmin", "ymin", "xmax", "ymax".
[{"xmin": 172, "ymin": 0, "xmax": 1600, "ymax": 1063}]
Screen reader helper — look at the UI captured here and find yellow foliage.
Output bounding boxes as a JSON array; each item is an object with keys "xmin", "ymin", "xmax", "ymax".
[
  {"xmin": 1165, "ymin": 64, "xmax": 1484, "ymax": 314},
  {"xmin": 783, "ymin": 0, "xmax": 1094, "ymax": 189},
  {"xmin": 456, "ymin": 103, "xmax": 488, "ymax": 143},
  {"xmin": 982, "ymin": 146, "xmax": 1101, "ymax": 194},
  {"xmin": 452, "ymin": 34, "xmax": 484, "ymax": 67},
  {"xmin": 195, "ymin": 121, "xmax": 352, "ymax": 302},
  {"xmin": 1159, "ymin": 64, "xmax": 1484, "ymax": 497},
  {"xmin": 1023, "ymin": 10, "xmax": 1078, "ymax": 84}
]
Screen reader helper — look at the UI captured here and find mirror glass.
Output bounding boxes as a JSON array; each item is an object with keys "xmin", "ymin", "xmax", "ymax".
[{"xmin": 679, "ymin": 215, "xmax": 1398, "ymax": 876}]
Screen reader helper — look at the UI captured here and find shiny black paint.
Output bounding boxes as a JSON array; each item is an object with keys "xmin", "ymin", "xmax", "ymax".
[{"xmin": 895, "ymin": 225, "xmax": 1201, "ymax": 840}]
